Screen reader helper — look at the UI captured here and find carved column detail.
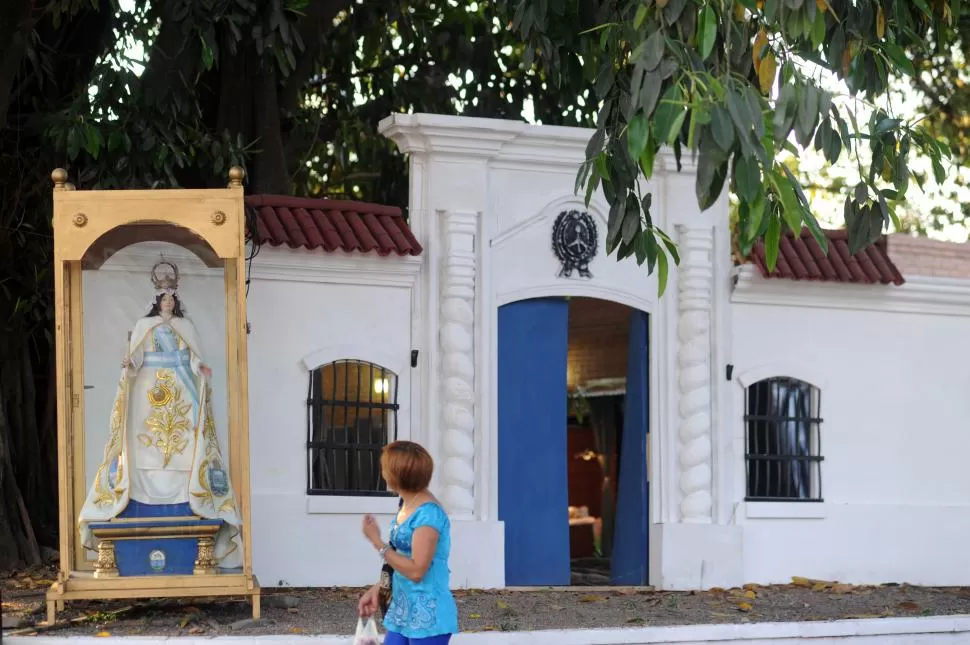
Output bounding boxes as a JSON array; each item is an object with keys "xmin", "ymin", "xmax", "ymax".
[
  {"xmin": 194, "ymin": 536, "xmax": 217, "ymax": 575},
  {"xmin": 93, "ymin": 540, "xmax": 119, "ymax": 578},
  {"xmin": 676, "ymin": 225, "xmax": 714, "ymax": 523},
  {"xmin": 439, "ymin": 211, "xmax": 477, "ymax": 517}
]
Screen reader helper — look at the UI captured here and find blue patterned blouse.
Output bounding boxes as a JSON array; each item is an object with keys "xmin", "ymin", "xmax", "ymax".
[{"xmin": 382, "ymin": 502, "xmax": 459, "ymax": 638}]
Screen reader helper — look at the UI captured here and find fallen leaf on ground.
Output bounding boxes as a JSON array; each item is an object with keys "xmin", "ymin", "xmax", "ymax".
[
  {"xmin": 898, "ymin": 601, "xmax": 921, "ymax": 612},
  {"xmin": 289, "ymin": 627, "xmax": 303, "ymax": 633},
  {"xmin": 496, "ymin": 600, "xmax": 509, "ymax": 609},
  {"xmin": 743, "ymin": 590, "xmax": 756, "ymax": 599},
  {"xmin": 737, "ymin": 602, "xmax": 752, "ymax": 612},
  {"xmin": 469, "ymin": 613, "xmax": 481, "ymax": 619},
  {"xmin": 95, "ymin": 631, "xmax": 111, "ymax": 637},
  {"xmin": 580, "ymin": 595, "xmax": 606, "ymax": 603}
]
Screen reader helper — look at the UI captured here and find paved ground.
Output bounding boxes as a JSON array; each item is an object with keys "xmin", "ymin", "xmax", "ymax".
[{"xmin": 4, "ymin": 576, "xmax": 970, "ymax": 636}]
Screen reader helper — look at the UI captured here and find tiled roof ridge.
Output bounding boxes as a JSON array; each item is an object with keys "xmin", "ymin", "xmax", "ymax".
[
  {"xmin": 245, "ymin": 194, "xmax": 422, "ymax": 257},
  {"xmin": 747, "ymin": 227, "xmax": 904, "ymax": 286}
]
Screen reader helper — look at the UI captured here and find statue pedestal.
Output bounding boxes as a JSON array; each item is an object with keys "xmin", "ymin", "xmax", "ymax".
[{"xmin": 87, "ymin": 501, "xmax": 224, "ymax": 577}]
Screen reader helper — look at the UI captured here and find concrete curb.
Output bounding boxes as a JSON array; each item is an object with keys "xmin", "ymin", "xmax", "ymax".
[{"xmin": 6, "ymin": 614, "xmax": 970, "ymax": 644}]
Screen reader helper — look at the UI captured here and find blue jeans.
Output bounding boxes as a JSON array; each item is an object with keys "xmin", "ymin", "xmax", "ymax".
[{"xmin": 384, "ymin": 632, "xmax": 452, "ymax": 645}]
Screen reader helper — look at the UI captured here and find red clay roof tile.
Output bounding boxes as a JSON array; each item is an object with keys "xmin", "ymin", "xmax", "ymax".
[
  {"xmin": 748, "ymin": 229, "xmax": 904, "ymax": 286},
  {"xmin": 245, "ymin": 195, "xmax": 422, "ymax": 256}
]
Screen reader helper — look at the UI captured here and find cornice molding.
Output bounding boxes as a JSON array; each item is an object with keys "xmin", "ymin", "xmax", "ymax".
[
  {"xmin": 731, "ymin": 265, "xmax": 970, "ymax": 317},
  {"xmin": 378, "ymin": 113, "xmax": 694, "ymax": 174}
]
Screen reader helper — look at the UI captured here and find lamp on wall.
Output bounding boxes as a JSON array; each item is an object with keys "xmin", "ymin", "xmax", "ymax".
[{"xmin": 373, "ymin": 377, "xmax": 390, "ymax": 394}]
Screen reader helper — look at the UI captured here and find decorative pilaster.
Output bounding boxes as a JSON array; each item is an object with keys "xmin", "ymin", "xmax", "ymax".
[
  {"xmin": 438, "ymin": 211, "xmax": 477, "ymax": 518},
  {"xmin": 676, "ymin": 225, "xmax": 714, "ymax": 523}
]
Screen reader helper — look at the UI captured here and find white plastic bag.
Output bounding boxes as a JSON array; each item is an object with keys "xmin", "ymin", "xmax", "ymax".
[{"xmin": 352, "ymin": 616, "xmax": 382, "ymax": 645}]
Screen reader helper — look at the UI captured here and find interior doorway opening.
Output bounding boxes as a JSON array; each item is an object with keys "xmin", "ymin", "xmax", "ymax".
[
  {"xmin": 566, "ymin": 297, "xmax": 645, "ymax": 586},
  {"xmin": 497, "ymin": 296, "xmax": 649, "ymax": 587}
]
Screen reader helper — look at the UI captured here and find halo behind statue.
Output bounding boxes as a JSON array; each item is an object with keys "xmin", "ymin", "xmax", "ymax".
[{"xmin": 151, "ymin": 260, "xmax": 180, "ymax": 295}]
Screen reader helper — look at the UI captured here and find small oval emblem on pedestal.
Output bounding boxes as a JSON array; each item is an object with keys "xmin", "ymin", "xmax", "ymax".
[{"xmin": 149, "ymin": 549, "xmax": 166, "ymax": 572}]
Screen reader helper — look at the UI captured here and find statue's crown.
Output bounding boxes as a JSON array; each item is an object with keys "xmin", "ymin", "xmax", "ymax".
[{"xmin": 151, "ymin": 260, "xmax": 179, "ymax": 293}]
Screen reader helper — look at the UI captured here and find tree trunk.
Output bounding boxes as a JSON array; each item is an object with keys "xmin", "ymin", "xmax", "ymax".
[{"xmin": 0, "ymin": 356, "xmax": 42, "ymax": 571}]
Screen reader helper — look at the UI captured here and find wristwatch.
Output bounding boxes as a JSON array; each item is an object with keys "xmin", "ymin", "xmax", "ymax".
[{"xmin": 378, "ymin": 544, "xmax": 391, "ymax": 560}]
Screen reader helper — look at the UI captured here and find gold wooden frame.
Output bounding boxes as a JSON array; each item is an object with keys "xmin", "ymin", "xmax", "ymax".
[{"xmin": 46, "ymin": 167, "xmax": 259, "ymax": 623}]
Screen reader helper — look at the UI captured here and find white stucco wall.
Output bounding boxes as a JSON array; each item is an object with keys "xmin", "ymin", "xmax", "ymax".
[
  {"xmin": 244, "ymin": 246, "xmax": 420, "ymax": 587},
  {"xmin": 730, "ymin": 268, "xmax": 970, "ymax": 585}
]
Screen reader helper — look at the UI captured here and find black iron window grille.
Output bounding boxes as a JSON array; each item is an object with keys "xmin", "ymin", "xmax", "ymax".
[
  {"xmin": 307, "ymin": 360, "xmax": 399, "ymax": 496},
  {"xmin": 744, "ymin": 377, "xmax": 823, "ymax": 502}
]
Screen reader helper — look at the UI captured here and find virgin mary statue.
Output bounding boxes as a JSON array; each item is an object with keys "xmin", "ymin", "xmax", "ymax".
[{"xmin": 79, "ymin": 260, "xmax": 243, "ymax": 570}]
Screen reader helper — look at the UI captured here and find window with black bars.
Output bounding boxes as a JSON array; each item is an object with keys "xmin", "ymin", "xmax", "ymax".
[
  {"xmin": 307, "ymin": 360, "xmax": 398, "ymax": 496},
  {"xmin": 744, "ymin": 377, "xmax": 823, "ymax": 502}
]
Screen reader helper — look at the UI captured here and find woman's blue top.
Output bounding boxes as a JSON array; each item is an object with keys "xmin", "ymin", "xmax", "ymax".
[{"xmin": 382, "ymin": 502, "xmax": 459, "ymax": 638}]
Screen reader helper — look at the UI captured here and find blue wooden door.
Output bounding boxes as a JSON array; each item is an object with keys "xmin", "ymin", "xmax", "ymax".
[
  {"xmin": 498, "ymin": 298, "xmax": 570, "ymax": 586},
  {"xmin": 611, "ymin": 309, "xmax": 650, "ymax": 585}
]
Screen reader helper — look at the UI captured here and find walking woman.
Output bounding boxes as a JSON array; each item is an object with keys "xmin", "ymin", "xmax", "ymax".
[{"xmin": 359, "ymin": 441, "xmax": 458, "ymax": 644}]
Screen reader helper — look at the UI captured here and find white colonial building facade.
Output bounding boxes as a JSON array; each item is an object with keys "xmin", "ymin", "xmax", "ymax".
[{"xmin": 79, "ymin": 114, "xmax": 970, "ymax": 592}]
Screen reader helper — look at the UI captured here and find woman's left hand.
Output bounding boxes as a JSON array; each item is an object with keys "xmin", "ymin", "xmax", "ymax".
[
  {"xmin": 200, "ymin": 365, "xmax": 213, "ymax": 379},
  {"xmin": 362, "ymin": 514, "xmax": 382, "ymax": 547}
]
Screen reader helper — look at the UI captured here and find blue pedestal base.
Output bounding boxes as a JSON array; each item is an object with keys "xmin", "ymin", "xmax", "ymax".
[{"xmin": 89, "ymin": 501, "xmax": 223, "ymax": 577}]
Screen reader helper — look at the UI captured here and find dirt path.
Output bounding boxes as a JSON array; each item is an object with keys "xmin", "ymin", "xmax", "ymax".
[{"xmin": 4, "ymin": 577, "xmax": 970, "ymax": 636}]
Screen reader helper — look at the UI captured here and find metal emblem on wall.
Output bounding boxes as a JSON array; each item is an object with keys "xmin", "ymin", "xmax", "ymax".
[{"xmin": 552, "ymin": 209, "xmax": 597, "ymax": 278}]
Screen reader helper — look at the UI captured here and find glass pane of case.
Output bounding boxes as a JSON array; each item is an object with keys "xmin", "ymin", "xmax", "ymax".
[{"xmin": 78, "ymin": 232, "xmax": 241, "ymax": 574}]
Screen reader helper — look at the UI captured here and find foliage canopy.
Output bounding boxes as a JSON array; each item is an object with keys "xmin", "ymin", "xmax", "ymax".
[{"xmin": 505, "ymin": 0, "xmax": 960, "ymax": 294}]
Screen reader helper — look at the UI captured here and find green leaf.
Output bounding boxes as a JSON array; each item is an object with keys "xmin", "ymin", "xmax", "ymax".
[
  {"xmin": 698, "ymin": 5, "xmax": 717, "ymax": 60},
  {"xmin": 639, "ymin": 138, "xmax": 657, "ymax": 177},
  {"xmin": 654, "ymin": 84, "xmax": 686, "ymax": 145},
  {"xmin": 734, "ymin": 155, "xmax": 760, "ymax": 203},
  {"xmin": 764, "ymin": 216, "xmax": 781, "ymax": 271},
  {"xmin": 607, "ymin": 197, "xmax": 625, "ymax": 252},
  {"xmin": 874, "ymin": 117, "xmax": 901, "ymax": 135},
  {"xmin": 663, "ymin": 0, "xmax": 688, "ymax": 24},
  {"xmin": 882, "ymin": 43, "xmax": 916, "ymax": 77},
  {"xmin": 811, "ymin": 11, "xmax": 826, "ymax": 49},
  {"xmin": 696, "ymin": 142, "xmax": 728, "ymax": 210},
  {"xmin": 643, "ymin": 29, "xmax": 666, "ymax": 70},
  {"xmin": 657, "ymin": 228, "xmax": 681, "ymax": 264},
  {"xmin": 640, "ymin": 71, "xmax": 663, "ymax": 117},
  {"xmin": 627, "ymin": 113, "xmax": 650, "ymax": 161},
  {"xmin": 710, "ymin": 104, "xmax": 735, "ymax": 152},
  {"xmin": 586, "ymin": 127, "xmax": 605, "ymax": 162},
  {"xmin": 641, "ymin": 192, "xmax": 654, "ymax": 228},
  {"xmin": 772, "ymin": 169, "xmax": 804, "ymax": 234},
  {"xmin": 656, "ymin": 245, "xmax": 669, "ymax": 297},
  {"xmin": 643, "ymin": 231, "xmax": 659, "ymax": 274},
  {"xmin": 634, "ymin": 4, "xmax": 649, "ymax": 29},
  {"xmin": 795, "ymin": 84, "xmax": 819, "ymax": 146},
  {"xmin": 622, "ymin": 193, "xmax": 640, "ymax": 245},
  {"xmin": 744, "ymin": 191, "xmax": 766, "ymax": 244}
]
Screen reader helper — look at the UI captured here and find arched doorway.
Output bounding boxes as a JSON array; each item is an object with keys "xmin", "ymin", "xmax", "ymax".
[{"xmin": 497, "ymin": 297, "xmax": 650, "ymax": 586}]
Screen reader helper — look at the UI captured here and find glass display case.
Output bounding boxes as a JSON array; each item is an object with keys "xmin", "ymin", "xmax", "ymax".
[{"xmin": 45, "ymin": 167, "xmax": 259, "ymax": 623}]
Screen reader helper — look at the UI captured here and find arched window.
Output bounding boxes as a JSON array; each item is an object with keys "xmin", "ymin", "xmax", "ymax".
[
  {"xmin": 307, "ymin": 360, "xmax": 399, "ymax": 496},
  {"xmin": 744, "ymin": 377, "xmax": 823, "ymax": 501}
]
